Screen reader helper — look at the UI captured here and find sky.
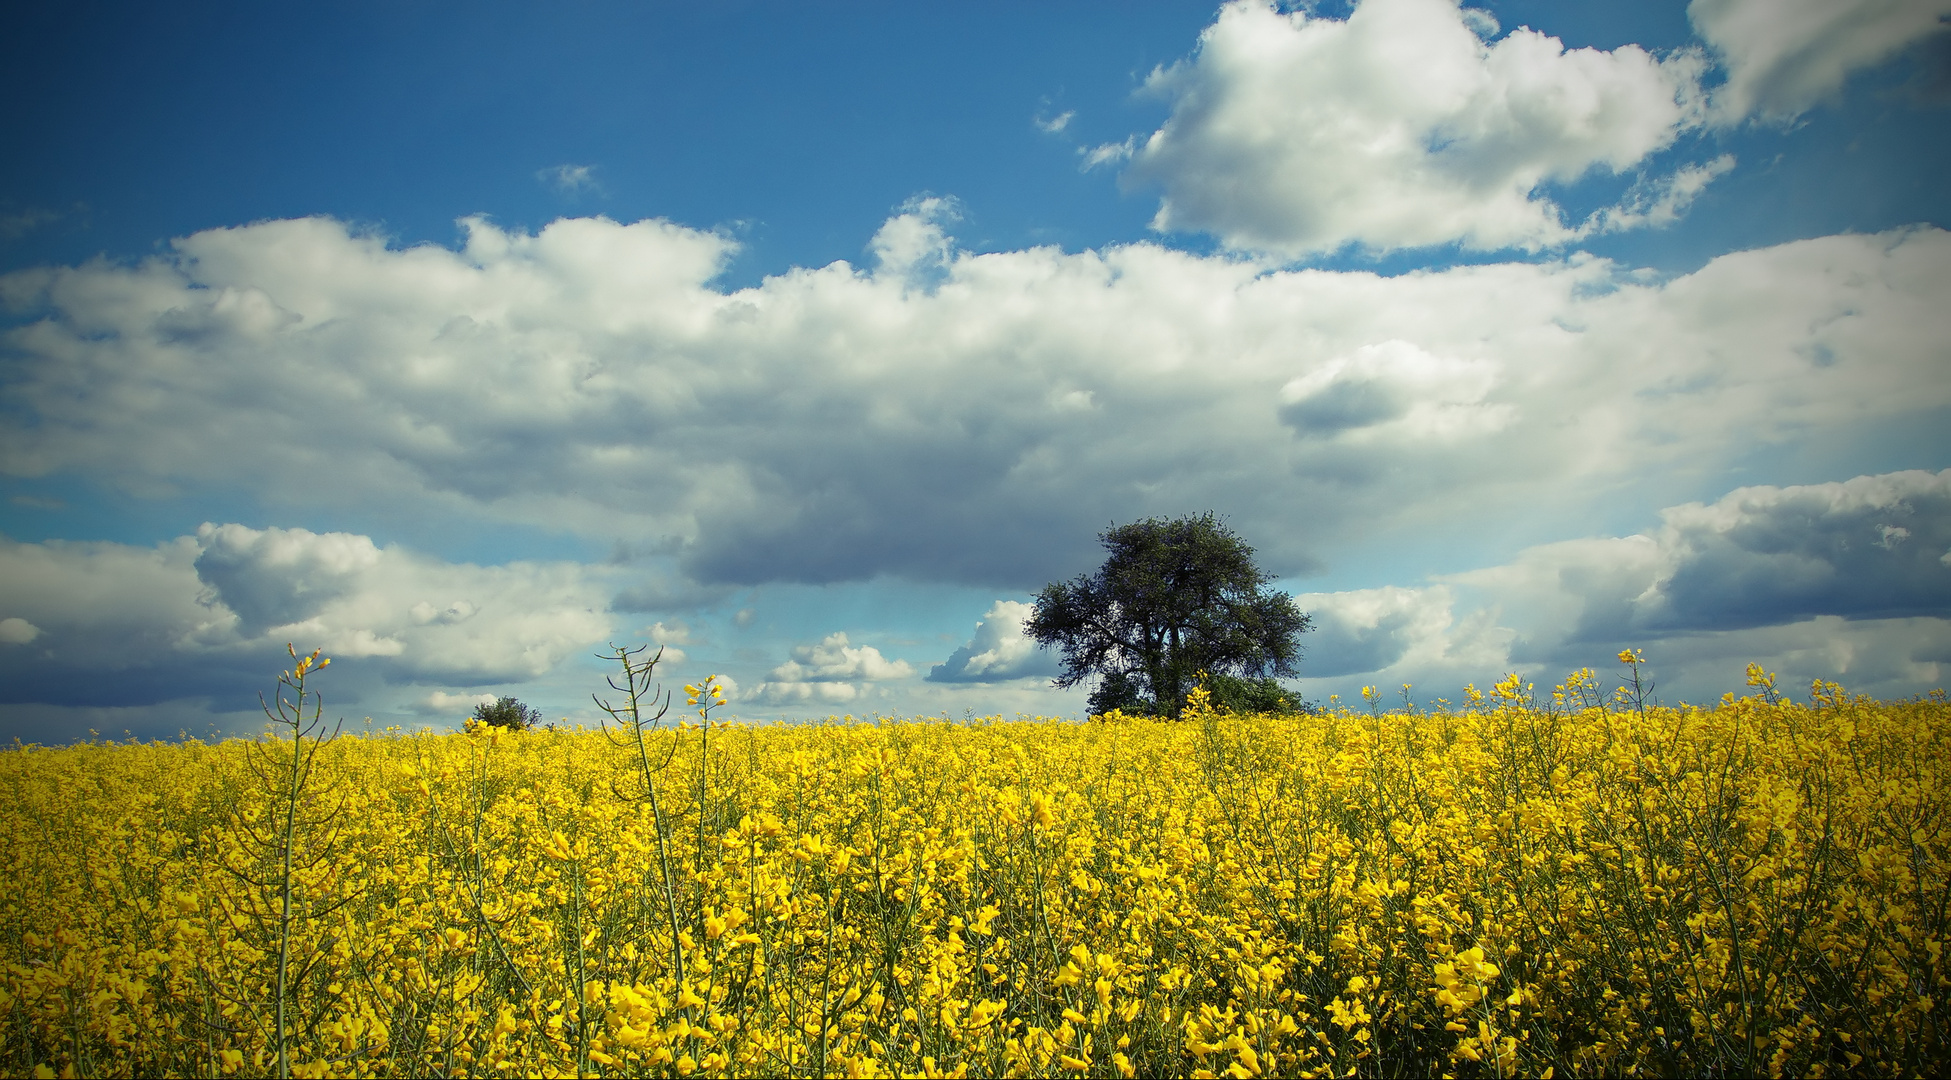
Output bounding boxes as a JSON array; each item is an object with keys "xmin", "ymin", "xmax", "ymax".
[{"xmin": 3, "ymin": 0, "xmax": 1949, "ymax": 740}]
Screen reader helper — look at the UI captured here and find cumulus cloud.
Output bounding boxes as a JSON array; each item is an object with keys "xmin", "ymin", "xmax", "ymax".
[
  {"xmin": 640, "ymin": 620, "xmax": 692, "ymax": 665},
  {"xmin": 1292, "ymin": 470, "xmax": 1951, "ymax": 704},
  {"xmin": 0, "ymin": 535, "xmax": 244, "ymax": 706},
  {"xmin": 195, "ymin": 523, "xmax": 385, "ymax": 634},
  {"xmin": 1278, "ymin": 340, "xmax": 1508, "ymax": 440},
  {"xmin": 1295, "ymin": 585, "xmax": 1509, "ymax": 678},
  {"xmin": 1691, "ymin": 0, "xmax": 1951, "ymax": 122},
  {"xmin": 1124, "ymin": 0, "xmax": 1715, "ymax": 256},
  {"xmin": 929, "ymin": 600, "xmax": 1059, "ymax": 682},
  {"xmin": 191, "ymin": 523, "xmax": 614, "ymax": 679},
  {"xmin": 766, "ymin": 632, "xmax": 912, "ymax": 681},
  {"xmin": 869, "ymin": 196, "xmax": 960, "ymax": 287},
  {"xmin": 746, "ymin": 680, "xmax": 862, "ymax": 706},
  {"xmin": 2, "ymin": 214, "xmax": 1948, "ymax": 597},
  {"xmin": 746, "ymin": 631, "xmax": 913, "ymax": 705},
  {"xmin": 419, "ymin": 690, "xmax": 498, "ymax": 717},
  {"xmin": 0, "ymin": 617, "xmax": 41, "ymax": 645},
  {"xmin": 647, "ymin": 620, "xmax": 694, "ymax": 646},
  {"xmin": 0, "ymin": 525, "xmax": 618, "ymax": 708}
]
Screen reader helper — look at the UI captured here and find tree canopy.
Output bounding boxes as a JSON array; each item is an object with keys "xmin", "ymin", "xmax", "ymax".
[
  {"xmin": 1026, "ymin": 513, "xmax": 1311, "ymax": 718},
  {"xmin": 471, "ymin": 696, "xmax": 542, "ymax": 730}
]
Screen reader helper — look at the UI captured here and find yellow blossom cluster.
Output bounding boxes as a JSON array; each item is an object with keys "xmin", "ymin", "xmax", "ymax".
[{"xmin": 2, "ymin": 663, "xmax": 1946, "ymax": 1077}]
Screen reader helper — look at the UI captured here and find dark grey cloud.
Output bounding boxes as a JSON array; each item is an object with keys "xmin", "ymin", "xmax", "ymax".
[
  {"xmin": 0, "ymin": 536, "xmax": 261, "ymax": 708},
  {"xmin": 610, "ymin": 575, "xmax": 736, "ymax": 614},
  {"xmin": 1433, "ymin": 471, "xmax": 1951, "ymax": 682},
  {"xmin": 1652, "ymin": 469, "xmax": 1951, "ymax": 630},
  {"xmin": 1278, "ymin": 377, "xmax": 1409, "ymax": 436},
  {"xmin": 1299, "ymin": 603, "xmax": 1420, "ymax": 677},
  {"xmin": 194, "ymin": 522, "xmax": 380, "ymax": 633}
]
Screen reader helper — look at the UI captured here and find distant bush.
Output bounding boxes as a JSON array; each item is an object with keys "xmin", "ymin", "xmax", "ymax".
[{"xmin": 470, "ymin": 695, "xmax": 541, "ymax": 730}]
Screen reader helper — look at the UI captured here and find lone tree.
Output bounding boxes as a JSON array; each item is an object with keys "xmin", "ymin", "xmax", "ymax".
[
  {"xmin": 1027, "ymin": 513, "xmax": 1311, "ymax": 718},
  {"xmin": 471, "ymin": 696, "xmax": 542, "ymax": 731}
]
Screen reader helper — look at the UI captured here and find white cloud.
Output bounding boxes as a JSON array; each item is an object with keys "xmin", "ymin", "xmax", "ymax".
[
  {"xmin": 746, "ymin": 631, "xmax": 913, "ymax": 705},
  {"xmin": 647, "ymin": 619, "xmax": 693, "ymax": 646},
  {"xmin": 1035, "ymin": 110, "xmax": 1075, "ymax": 133},
  {"xmin": 765, "ymin": 631, "xmax": 912, "ymax": 682},
  {"xmin": 869, "ymin": 196, "xmax": 960, "ymax": 285},
  {"xmin": 642, "ymin": 620, "xmax": 693, "ymax": 665},
  {"xmin": 1691, "ymin": 0, "xmax": 1951, "ymax": 122},
  {"xmin": 2, "ymin": 214, "xmax": 1948, "ymax": 600},
  {"xmin": 1295, "ymin": 585, "xmax": 1509, "ymax": 678},
  {"xmin": 0, "ymin": 525, "xmax": 618, "ymax": 708},
  {"xmin": 0, "ymin": 617, "xmax": 42, "ymax": 645},
  {"xmin": 929, "ymin": 599, "xmax": 1059, "ymax": 682},
  {"xmin": 1588, "ymin": 153, "xmax": 1737, "ymax": 233},
  {"xmin": 1124, "ymin": 0, "xmax": 1715, "ymax": 256},
  {"xmin": 421, "ymin": 690, "xmax": 498, "ymax": 716},
  {"xmin": 747, "ymin": 680, "xmax": 861, "ymax": 706},
  {"xmin": 192, "ymin": 523, "xmax": 615, "ymax": 681},
  {"xmin": 1277, "ymin": 340, "xmax": 1508, "ymax": 441},
  {"xmin": 539, "ymin": 163, "xmax": 599, "ymax": 193},
  {"xmin": 410, "ymin": 599, "xmax": 478, "ymax": 624},
  {"xmin": 1080, "ymin": 138, "xmax": 1135, "ymax": 171}
]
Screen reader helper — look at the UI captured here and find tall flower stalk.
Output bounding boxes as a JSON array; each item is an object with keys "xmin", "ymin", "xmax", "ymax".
[
  {"xmin": 246, "ymin": 645, "xmax": 342, "ymax": 1080},
  {"xmin": 596, "ymin": 645, "xmax": 690, "ymax": 991}
]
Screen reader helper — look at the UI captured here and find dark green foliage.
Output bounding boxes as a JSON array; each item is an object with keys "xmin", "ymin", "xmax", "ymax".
[
  {"xmin": 1081, "ymin": 670, "xmax": 1163, "ymax": 717},
  {"xmin": 1201, "ymin": 672, "xmax": 1316, "ymax": 715},
  {"xmin": 471, "ymin": 696, "xmax": 541, "ymax": 730},
  {"xmin": 1027, "ymin": 513, "xmax": 1312, "ymax": 718}
]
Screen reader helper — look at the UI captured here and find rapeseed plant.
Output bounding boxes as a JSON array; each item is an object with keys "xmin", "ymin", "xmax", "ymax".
[{"xmin": 1, "ymin": 651, "xmax": 1945, "ymax": 1077}]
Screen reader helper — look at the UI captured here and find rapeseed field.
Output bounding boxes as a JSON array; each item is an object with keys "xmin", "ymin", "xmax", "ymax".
[{"xmin": 2, "ymin": 649, "xmax": 1945, "ymax": 1078}]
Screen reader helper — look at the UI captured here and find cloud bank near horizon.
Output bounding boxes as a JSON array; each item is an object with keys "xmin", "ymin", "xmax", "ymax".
[
  {"xmin": 5, "ymin": 469, "xmax": 1945, "ymax": 727},
  {"xmin": 1297, "ymin": 469, "xmax": 1951, "ymax": 702},
  {"xmin": 0, "ymin": 524, "xmax": 615, "ymax": 715}
]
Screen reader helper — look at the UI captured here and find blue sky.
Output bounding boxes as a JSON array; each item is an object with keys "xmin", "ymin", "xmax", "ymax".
[{"xmin": 3, "ymin": 0, "xmax": 1949, "ymax": 739}]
